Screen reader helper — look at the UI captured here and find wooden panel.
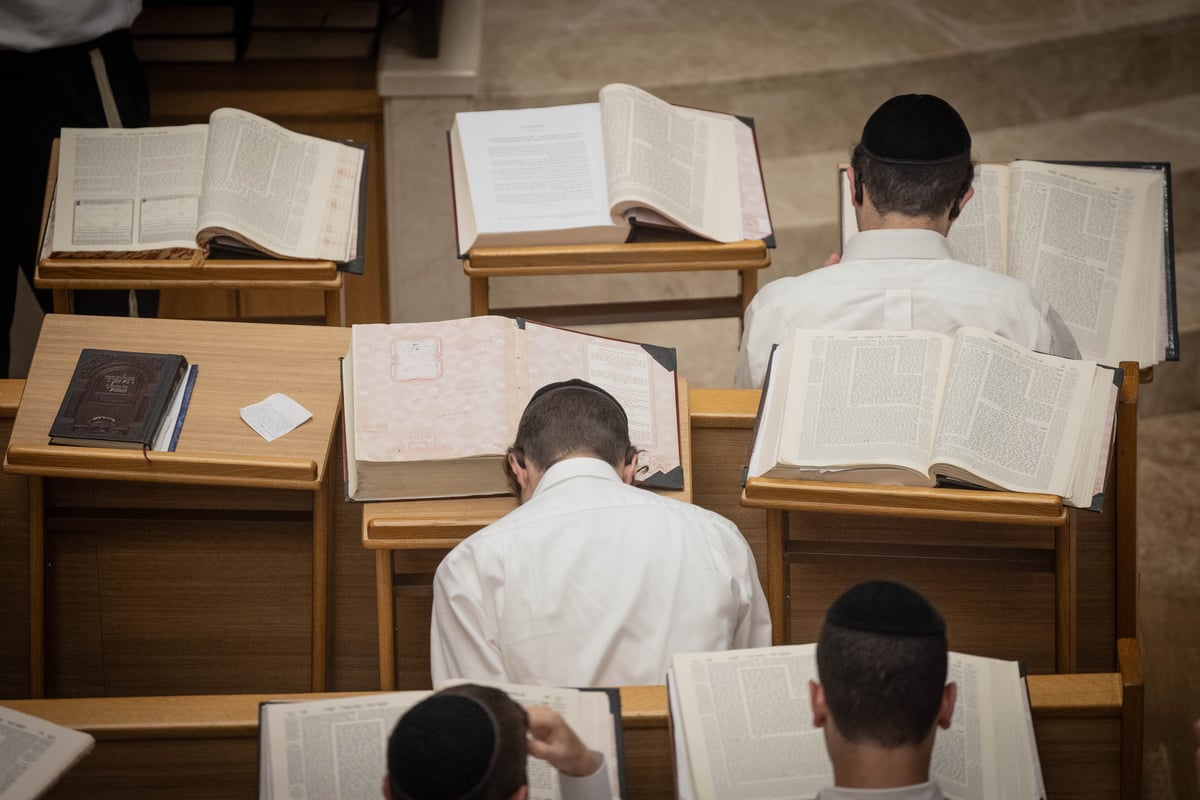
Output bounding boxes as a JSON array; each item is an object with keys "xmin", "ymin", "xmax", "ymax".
[
  {"xmin": 0, "ymin": 381, "xmax": 30, "ymax": 697},
  {"xmin": 789, "ymin": 559, "xmax": 1058, "ymax": 672},
  {"xmin": 46, "ymin": 520, "xmax": 314, "ymax": 696},
  {"xmin": 1076, "ymin": 445, "xmax": 1119, "ymax": 671},
  {"xmin": 327, "ymin": 427, "xmax": 380, "ymax": 691},
  {"xmin": 689, "ymin": 425, "xmax": 768, "ymax": 591},
  {"xmin": 45, "ymin": 532, "xmax": 105, "ymax": 697},
  {"xmin": 394, "ymin": 586, "xmax": 435, "ymax": 690},
  {"xmin": 1035, "ymin": 716, "xmax": 1122, "ymax": 799},
  {"xmin": 43, "ymin": 738, "xmax": 258, "ymax": 800}
]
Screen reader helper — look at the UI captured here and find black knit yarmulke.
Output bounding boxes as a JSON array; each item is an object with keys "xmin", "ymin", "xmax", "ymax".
[
  {"xmin": 860, "ymin": 94, "xmax": 971, "ymax": 165},
  {"xmin": 825, "ymin": 580, "xmax": 946, "ymax": 637}
]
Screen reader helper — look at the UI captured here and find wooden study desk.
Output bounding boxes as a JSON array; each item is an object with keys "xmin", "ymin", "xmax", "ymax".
[
  {"xmin": 362, "ymin": 382, "xmax": 693, "ymax": 690},
  {"xmin": 0, "ymin": 638, "xmax": 1142, "ymax": 800},
  {"xmin": 463, "ymin": 240, "xmax": 770, "ymax": 326},
  {"xmin": 3, "ymin": 314, "xmax": 350, "ymax": 697},
  {"xmin": 691, "ymin": 383, "xmax": 1137, "ymax": 676}
]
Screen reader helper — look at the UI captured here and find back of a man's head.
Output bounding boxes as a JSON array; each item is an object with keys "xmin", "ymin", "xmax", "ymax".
[
  {"xmin": 850, "ymin": 93, "xmax": 975, "ymax": 220},
  {"xmin": 816, "ymin": 580, "xmax": 949, "ymax": 747},
  {"xmin": 508, "ymin": 379, "xmax": 636, "ymax": 473},
  {"xmin": 386, "ymin": 684, "xmax": 528, "ymax": 800}
]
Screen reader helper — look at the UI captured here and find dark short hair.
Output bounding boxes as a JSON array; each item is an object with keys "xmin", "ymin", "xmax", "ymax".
[
  {"xmin": 504, "ymin": 380, "xmax": 637, "ymax": 491},
  {"xmin": 851, "ymin": 143, "xmax": 975, "ymax": 220},
  {"xmin": 816, "ymin": 582, "xmax": 949, "ymax": 747},
  {"xmin": 387, "ymin": 684, "xmax": 528, "ymax": 800}
]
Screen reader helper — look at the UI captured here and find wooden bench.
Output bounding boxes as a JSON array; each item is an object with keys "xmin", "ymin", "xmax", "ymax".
[{"xmin": 0, "ymin": 638, "xmax": 1142, "ymax": 800}]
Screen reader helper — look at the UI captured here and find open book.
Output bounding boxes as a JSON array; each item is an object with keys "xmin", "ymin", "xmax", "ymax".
[
  {"xmin": 0, "ymin": 705, "xmax": 95, "ymax": 799},
  {"xmin": 668, "ymin": 644, "xmax": 1044, "ymax": 800},
  {"xmin": 341, "ymin": 315, "xmax": 682, "ymax": 501},
  {"xmin": 258, "ymin": 682, "xmax": 624, "ymax": 800},
  {"xmin": 840, "ymin": 160, "xmax": 1177, "ymax": 366},
  {"xmin": 44, "ymin": 107, "xmax": 366, "ymax": 268},
  {"xmin": 747, "ymin": 327, "xmax": 1119, "ymax": 510},
  {"xmin": 449, "ymin": 82, "xmax": 773, "ymax": 252}
]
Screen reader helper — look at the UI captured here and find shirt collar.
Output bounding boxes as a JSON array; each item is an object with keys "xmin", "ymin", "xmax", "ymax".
[
  {"xmin": 841, "ymin": 229, "xmax": 955, "ymax": 262},
  {"xmin": 531, "ymin": 457, "xmax": 623, "ymax": 499}
]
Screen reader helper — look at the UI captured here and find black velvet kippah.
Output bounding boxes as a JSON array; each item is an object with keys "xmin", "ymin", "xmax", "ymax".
[
  {"xmin": 860, "ymin": 94, "xmax": 971, "ymax": 165},
  {"xmin": 388, "ymin": 694, "xmax": 499, "ymax": 800},
  {"xmin": 527, "ymin": 378, "xmax": 627, "ymax": 423},
  {"xmin": 825, "ymin": 580, "xmax": 946, "ymax": 637}
]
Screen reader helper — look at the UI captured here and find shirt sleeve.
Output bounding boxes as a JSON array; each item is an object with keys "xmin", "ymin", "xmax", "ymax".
[
  {"xmin": 429, "ymin": 552, "xmax": 508, "ymax": 685},
  {"xmin": 1042, "ymin": 303, "xmax": 1082, "ymax": 359},
  {"xmin": 734, "ymin": 291, "xmax": 771, "ymax": 389},
  {"xmin": 733, "ymin": 563, "xmax": 774, "ymax": 649},
  {"xmin": 558, "ymin": 752, "xmax": 614, "ymax": 800}
]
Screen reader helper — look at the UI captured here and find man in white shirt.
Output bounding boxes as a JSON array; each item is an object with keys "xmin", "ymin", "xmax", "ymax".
[
  {"xmin": 810, "ymin": 581, "xmax": 956, "ymax": 800},
  {"xmin": 431, "ymin": 379, "xmax": 771, "ymax": 687},
  {"xmin": 385, "ymin": 683, "xmax": 611, "ymax": 800},
  {"xmin": 735, "ymin": 93, "xmax": 1078, "ymax": 389}
]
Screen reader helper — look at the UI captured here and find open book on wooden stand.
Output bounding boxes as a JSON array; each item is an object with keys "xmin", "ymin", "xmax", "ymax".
[
  {"xmin": 451, "ymin": 83, "xmax": 774, "ymax": 325},
  {"xmin": 35, "ymin": 109, "xmax": 369, "ymax": 325},
  {"xmin": 748, "ymin": 327, "xmax": 1120, "ymax": 510},
  {"xmin": 341, "ymin": 315, "xmax": 684, "ymax": 501}
]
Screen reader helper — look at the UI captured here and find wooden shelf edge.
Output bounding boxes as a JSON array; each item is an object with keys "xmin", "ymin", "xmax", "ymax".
[
  {"xmin": 5, "ymin": 445, "xmax": 320, "ymax": 488},
  {"xmin": 742, "ymin": 477, "xmax": 1066, "ymax": 524}
]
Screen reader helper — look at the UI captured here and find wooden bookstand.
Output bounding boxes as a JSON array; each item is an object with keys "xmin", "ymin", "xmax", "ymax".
[
  {"xmin": 3, "ymin": 315, "xmax": 351, "ymax": 697},
  {"xmin": 463, "ymin": 239, "xmax": 770, "ymax": 326},
  {"xmin": 741, "ymin": 363, "xmax": 1141, "ymax": 674},
  {"xmin": 35, "ymin": 140, "xmax": 345, "ymax": 326}
]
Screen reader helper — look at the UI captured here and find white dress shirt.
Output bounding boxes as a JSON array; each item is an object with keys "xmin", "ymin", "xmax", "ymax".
[
  {"xmin": 734, "ymin": 228, "xmax": 1081, "ymax": 388},
  {"xmin": 558, "ymin": 753, "xmax": 614, "ymax": 800},
  {"xmin": 816, "ymin": 780, "xmax": 944, "ymax": 800},
  {"xmin": 0, "ymin": 0, "xmax": 141, "ymax": 52},
  {"xmin": 431, "ymin": 457, "xmax": 772, "ymax": 687}
]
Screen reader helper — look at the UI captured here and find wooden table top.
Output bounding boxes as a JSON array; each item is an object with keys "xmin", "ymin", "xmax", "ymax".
[{"xmin": 4, "ymin": 314, "xmax": 350, "ymax": 491}]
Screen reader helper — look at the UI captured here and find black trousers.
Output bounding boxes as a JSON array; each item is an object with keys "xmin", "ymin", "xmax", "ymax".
[{"xmin": 0, "ymin": 28, "xmax": 159, "ymax": 378}]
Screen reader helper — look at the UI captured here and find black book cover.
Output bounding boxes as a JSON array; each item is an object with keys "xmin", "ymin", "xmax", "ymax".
[{"xmin": 49, "ymin": 349, "xmax": 188, "ymax": 449}]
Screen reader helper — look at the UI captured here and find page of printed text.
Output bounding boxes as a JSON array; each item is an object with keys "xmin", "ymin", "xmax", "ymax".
[
  {"xmin": 197, "ymin": 107, "xmax": 363, "ymax": 261},
  {"xmin": 55, "ymin": 124, "xmax": 209, "ymax": 252},
  {"xmin": 931, "ymin": 327, "xmax": 1093, "ymax": 495},
  {"xmin": 777, "ymin": 330, "xmax": 951, "ymax": 473},
  {"xmin": 599, "ymin": 83, "xmax": 742, "ymax": 242}
]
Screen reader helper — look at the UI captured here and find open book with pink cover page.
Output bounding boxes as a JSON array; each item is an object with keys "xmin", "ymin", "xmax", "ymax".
[{"xmin": 341, "ymin": 315, "xmax": 681, "ymax": 501}]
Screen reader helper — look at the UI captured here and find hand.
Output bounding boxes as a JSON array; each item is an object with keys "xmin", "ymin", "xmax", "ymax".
[
  {"xmin": 526, "ymin": 706, "xmax": 600, "ymax": 778},
  {"xmin": 824, "ymin": 252, "xmax": 842, "ymax": 267}
]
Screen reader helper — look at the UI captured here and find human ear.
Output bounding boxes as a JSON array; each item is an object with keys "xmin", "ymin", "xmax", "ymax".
[
  {"xmin": 847, "ymin": 166, "xmax": 863, "ymax": 207},
  {"xmin": 508, "ymin": 451, "xmax": 530, "ymax": 491},
  {"xmin": 937, "ymin": 682, "xmax": 958, "ymax": 729},
  {"xmin": 809, "ymin": 680, "xmax": 828, "ymax": 728},
  {"xmin": 949, "ymin": 186, "xmax": 974, "ymax": 221}
]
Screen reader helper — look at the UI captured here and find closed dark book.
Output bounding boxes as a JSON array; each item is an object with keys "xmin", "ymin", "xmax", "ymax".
[{"xmin": 49, "ymin": 349, "xmax": 189, "ymax": 449}]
